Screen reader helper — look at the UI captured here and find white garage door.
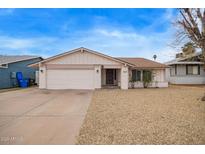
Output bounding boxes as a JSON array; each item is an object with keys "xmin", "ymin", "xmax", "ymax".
[{"xmin": 47, "ymin": 69, "xmax": 94, "ymax": 89}]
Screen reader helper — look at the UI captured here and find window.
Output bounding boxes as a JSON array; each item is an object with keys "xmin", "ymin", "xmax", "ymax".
[
  {"xmin": 10, "ymin": 72, "xmax": 16, "ymax": 79},
  {"xmin": 143, "ymin": 70, "xmax": 152, "ymax": 81},
  {"xmin": 132, "ymin": 70, "xmax": 141, "ymax": 81},
  {"xmin": 170, "ymin": 66, "xmax": 175, "ymax": 76},
  {"xmin": 0, "ymin": 64, "xmax": 8, "ymax": 68},
  {"xmin": 132, "ymin": 70, "xmax": 136, "ymax": 81},
  {"xmin": 170, "ymin": 65, "xmax": 177, "ymax": 76},
  {"xmin": 175, "ymin": 65, "xmax": 177, "ymax": 75},
  {"xmin": 114, "ymin": 69, "xmax": 117, "ymax": 80},
  {"xmin": 186, "ymin": 65, "xmax": 200, "ymax": 75}
]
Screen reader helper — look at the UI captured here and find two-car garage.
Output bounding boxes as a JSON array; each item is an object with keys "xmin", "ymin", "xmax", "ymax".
[{"xmin": 46, "ymin": 69, "xmax": 95, "ymax": 90}]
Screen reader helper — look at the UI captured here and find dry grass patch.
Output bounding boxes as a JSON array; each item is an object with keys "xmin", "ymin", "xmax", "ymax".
[{"xmin": 76, "ymin": 86, "xmax": 205, "ymax": 144}]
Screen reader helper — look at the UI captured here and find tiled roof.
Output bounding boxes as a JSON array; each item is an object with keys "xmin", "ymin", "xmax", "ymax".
[
  {"xmin": 0, "ymin": 55, "xmax": 41, "ymax": 65},
  {"xmin": 117, "ymin": 57, "xmax": 167, "ymax": 68}
]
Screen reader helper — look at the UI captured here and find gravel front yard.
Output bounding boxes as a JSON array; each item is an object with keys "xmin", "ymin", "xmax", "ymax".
[{"xmin": 76, "ymin": 85, "xmax": 205, "ymax": 144}]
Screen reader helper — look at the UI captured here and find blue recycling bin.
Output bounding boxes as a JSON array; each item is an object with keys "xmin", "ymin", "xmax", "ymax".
[
  {"xmin": 16, "ymin": 72, "xmax": 29, "ymax": 88},
  {"xmin": 19, "ymin": 79, "xmax": 29, "ymax": 88}
]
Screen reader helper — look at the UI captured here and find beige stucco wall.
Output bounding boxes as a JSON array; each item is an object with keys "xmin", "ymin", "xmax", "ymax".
[
  {"xmin": 152, "ymin": 69, "xmax": 165, "ymax": 82},
  {"xmin": 117, "ymin": 69, "xmax": 121, "ymax": 87},
  {"xmin": 121, "ymin": 66, "xmax": 129, "ymax": 89},
  {"xmin": 94, "ymin": 65, "xmax": 101, "ymax": 89},
  {"xmin": 46, "ymin": 51, "xmax": 120, "ymax": 65},
  {"xmin": 101, "ymin": 69, "xmax": 106, "ymax": 86},
  {"xmin": 39, "ymin": 65, "xmax": 46, "ymax": 89}
]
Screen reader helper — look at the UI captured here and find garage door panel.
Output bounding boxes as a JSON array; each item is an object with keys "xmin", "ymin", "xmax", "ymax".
[{"xmin": 47, "ymin": 70, "xmax": 94, "ymax": 89}]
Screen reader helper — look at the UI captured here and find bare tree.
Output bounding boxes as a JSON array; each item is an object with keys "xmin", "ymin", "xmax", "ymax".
[
  {"xmin": 175, "ymin": 8, "xmax": 205, "ymax": 101},
  {"xmin": 176, "ymin": 8, "xmax": 205, "ymax": 64}
]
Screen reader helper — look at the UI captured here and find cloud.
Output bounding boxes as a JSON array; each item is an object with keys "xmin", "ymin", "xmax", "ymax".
[
  {"xmin": 0, "ymin": 36, "xmax": 58, "ymax": 57},
  {"xmin": 95, "ymin": 29, "xmax": 143, "ymax": 40},
  {"xmin": 71, "ymin": 25, "xmax": 176, "ymax": 62},
  {"xmin": 0, "ymin": 36, "xmax": 58, "ymax": 49},
  {"xmin": 0, "ymin": 25, "xmax": 175, "ymax": 62},
  {"xmin": 0, "ymin": 9, "xmax": 177, "ymax": 62}
]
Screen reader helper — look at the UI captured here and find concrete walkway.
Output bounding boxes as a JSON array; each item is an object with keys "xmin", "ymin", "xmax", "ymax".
[{"xmin": 0, "ymin": 87, "xmax": 93, "ymax": 144}]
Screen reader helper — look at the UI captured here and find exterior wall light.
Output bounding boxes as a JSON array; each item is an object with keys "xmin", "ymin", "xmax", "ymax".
[{"xmin": 40, "ymin": 69, "xmax": 44, "ymax": 73}]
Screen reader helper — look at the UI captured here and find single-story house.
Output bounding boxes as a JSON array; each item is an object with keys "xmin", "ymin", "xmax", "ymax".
[
  {"xmin": 0, "ymin": 55, "xmax": 42, "ymax": 89},
  {"xmin": 165, "ymin": 52, "xmax": 205, "ymax": 84},
  {"xmin": 30, "ymin": 47, "xmax": 168, "ymax": 90}
]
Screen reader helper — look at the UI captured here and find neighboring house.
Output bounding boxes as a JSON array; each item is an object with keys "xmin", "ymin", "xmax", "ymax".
[
  {"xmin": 165, "ymin": 52, "xmax": 205, "ymax": 84},
  {"xmin": 30, "ymin": 47, "xmax": 168, "ymax": 90},
  {"xmin": 0, "ymin": 55, "xmax": 43, "ymax": 89}
]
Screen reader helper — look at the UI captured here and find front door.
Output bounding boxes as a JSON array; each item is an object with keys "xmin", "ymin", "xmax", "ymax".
[{"xmin": 106, "ymin": 69, "xmax": 114, "ymax": 85}]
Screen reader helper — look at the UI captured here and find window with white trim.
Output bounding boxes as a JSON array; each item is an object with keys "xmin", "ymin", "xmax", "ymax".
[
  {"xmin": 132, "ymin": 70, "xmax": 141, "ymax": 81},
  {"xmin": 170, "ymin": 65, "xmax": 176, "ymax": 76},
  {"xmin": 186, "ymin": 65, "xmax": 200, "ymax": 75},
  {"xmin": 0, "ymin": 64, "xmax": 8, "ymax": 68}
]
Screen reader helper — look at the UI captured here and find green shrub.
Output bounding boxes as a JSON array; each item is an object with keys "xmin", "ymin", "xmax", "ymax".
[{"xmin": 143, "ymin": 71, "xmax": 152, "ymax": 88}]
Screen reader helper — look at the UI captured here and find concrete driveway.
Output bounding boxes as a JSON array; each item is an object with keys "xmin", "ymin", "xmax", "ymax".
[{"xmin": 0, "ymin": 87, "xmax": 93, "ymax": 144}]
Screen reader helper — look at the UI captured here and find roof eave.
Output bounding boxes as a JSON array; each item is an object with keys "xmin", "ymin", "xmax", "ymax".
[
  {"xmin": 0, "ymin": 56, "xmax": 43, "ymax": 66},
  {"xmin": 36, "ymin": 47, "xmax": 134, "ymax": 67},
  {"xmin": 132, "ymin": 66, "xmax": 168, "ymax": 69},
  {"xmin": 28, "ymin": 62, "xmax": 40, "ymax": 68},
  {"xmin": 167, "ymin": 62, "xmax": 203, "ymax": 65}
]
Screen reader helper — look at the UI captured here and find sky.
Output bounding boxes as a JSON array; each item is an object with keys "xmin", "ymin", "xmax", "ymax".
[{"xmin": 0, "ymin": 8, "xmax": 179, "ymax": 62}]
